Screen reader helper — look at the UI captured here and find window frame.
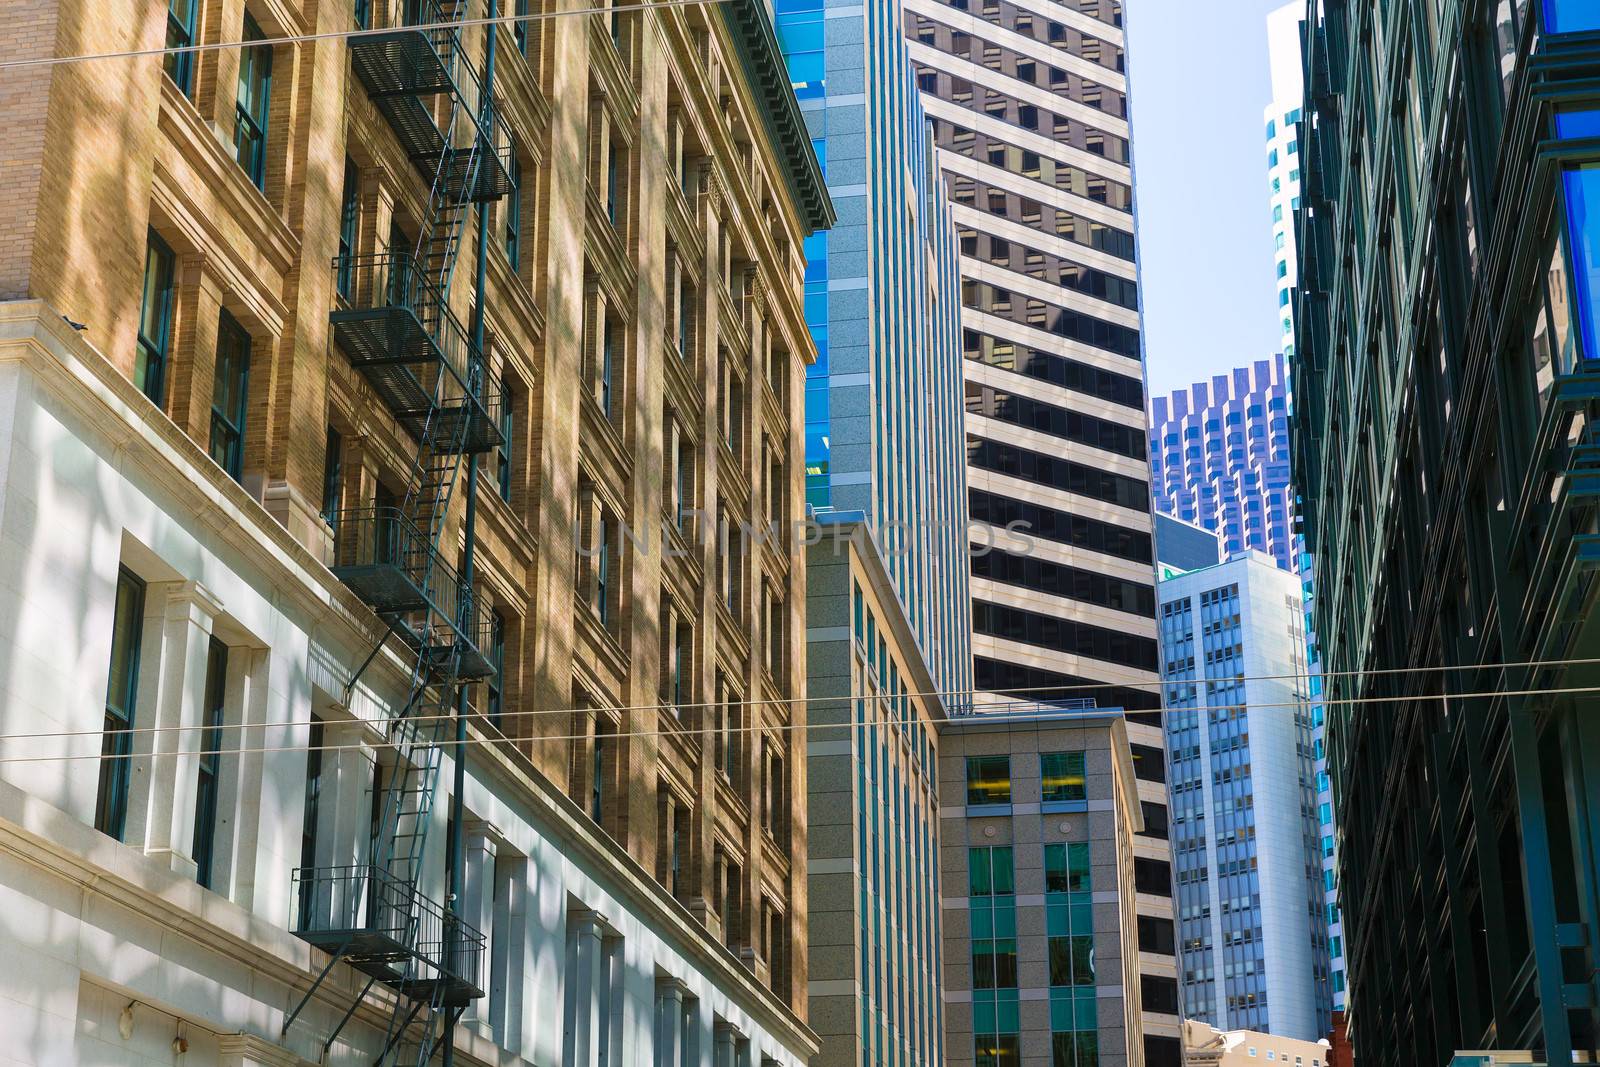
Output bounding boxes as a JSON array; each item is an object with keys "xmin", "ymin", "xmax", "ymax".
[
  {"xmin": 234, "ymin": 14, "xmax": 273, "ymax": 191},
  {"xmin": 209, "ymin": 310, "xmax": 251, "ymax": 482},
  {"xmin": 165, "ymin": 0, "xmax": 197, "ymax": 94},
  {"xmin": 193, "ymin": 637, "xmax": 228, "ymax": 889},
  {"xmin": 96, "ymin": 567, "xmax": 146, "ymax": 841},
  {"xmin": 137, "ymin": 230, "xmax": 177, "ymax": 405}
]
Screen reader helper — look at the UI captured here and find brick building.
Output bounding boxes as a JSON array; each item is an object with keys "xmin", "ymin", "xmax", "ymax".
[{"xmin": 0, "ymin": 0, "xmax": 831, "ymax": 1060}]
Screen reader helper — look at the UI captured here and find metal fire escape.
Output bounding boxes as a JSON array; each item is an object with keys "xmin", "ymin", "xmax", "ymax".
[{"xmin": 284, "ymin": 0, "xmax": 512, "ymax": 1061}]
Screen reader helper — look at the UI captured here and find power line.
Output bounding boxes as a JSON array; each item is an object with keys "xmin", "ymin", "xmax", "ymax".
[
  {"xmin": 1, "ymin": 681, "xmax": 1595, "ymax": 765},
  {"xmin": 0, "ymin": 651, "xmax": 1592, "ymax": 748},
  {"xmin": 0, "ymin": 0, "xmax": 723, "ymax": 73}
]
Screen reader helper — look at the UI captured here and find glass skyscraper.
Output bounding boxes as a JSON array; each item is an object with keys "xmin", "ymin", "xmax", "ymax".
[{"xmin": 778, "ymin": 0, "xmax": 972, "ymax": 702}]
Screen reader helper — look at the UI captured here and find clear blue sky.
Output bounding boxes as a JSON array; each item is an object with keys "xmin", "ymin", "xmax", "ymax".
[{"xmin": 1127, "ymin": 0, "xmax": 1290, "ymax": 400}]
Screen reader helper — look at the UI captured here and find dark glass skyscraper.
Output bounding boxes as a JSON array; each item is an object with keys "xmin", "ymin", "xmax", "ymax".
[{"xmin": 1294, "ymin": 0, "xmax": 1600, "ymax": 1061}]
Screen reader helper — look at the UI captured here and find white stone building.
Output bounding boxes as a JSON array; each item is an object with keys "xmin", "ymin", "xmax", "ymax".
[{"xmin": 0, "ymin": 305, "xmax": 813, "ymax": 1066}]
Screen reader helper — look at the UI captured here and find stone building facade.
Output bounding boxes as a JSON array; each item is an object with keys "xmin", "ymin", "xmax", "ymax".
[{"xmin": 0, "ymin": 0, "xmax": 830, "ymax": 1060}]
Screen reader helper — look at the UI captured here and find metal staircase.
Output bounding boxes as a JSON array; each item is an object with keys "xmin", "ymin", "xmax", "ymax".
[{"xmin": 284, "ymin": 0, "xmax": 510, "ymax": 1060}]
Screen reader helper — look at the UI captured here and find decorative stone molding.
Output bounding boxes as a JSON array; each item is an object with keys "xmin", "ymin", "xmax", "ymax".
[{"xmin": 218, "ymin": 1032, "xmax": 305, "ymax": 1067}]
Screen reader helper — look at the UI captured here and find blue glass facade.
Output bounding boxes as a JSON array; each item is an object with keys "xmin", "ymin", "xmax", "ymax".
[
  {"xmin": 779, "ymin": 3, "xmax": 969, "ymax": 1065},
  {"xmin": 776, "ymin": 0, "xmax": 972, "ymax": 702}
]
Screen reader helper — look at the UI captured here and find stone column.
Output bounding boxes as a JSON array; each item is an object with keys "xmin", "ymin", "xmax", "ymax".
[
  {"xmin": 306, "ymin": 718, "xmax": 375, "ymax": 930},
  {"xmin": 137, "ymin": 580, "xmax": 222, "ymax": 879},
  {"xmin": 214, "ymin": 644, "xmax": 269, "ymax": 908},
  {"xmin": 654, "ymin": 982, "xmax": 684, "ymax": 1067},
  {"xmin": 461, "ymin": 821, "xmax": 498, "ymax": 1038},
  {"xmin": 167, "ymin": 255, "xmax": 226, "ymax": 442},
  {"xmin": 493, "ymin": 853, "xmax": 530, "ymax": 1055},
  {"xmin": 713, "ymin": 1023, "xmax": 739, "ymax": 1067},
  {"xmin": 569, "ymin": 910, "xmax": 605, "ymax": 1067}
]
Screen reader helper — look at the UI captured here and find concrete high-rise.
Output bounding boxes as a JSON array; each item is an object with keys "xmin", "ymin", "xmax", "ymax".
[
  {"xmin": 775, "ymin": 1, "xmax": 970, "ymax": 1062},
  {"xmin": 1294, "ymin": 0, "xmax": 1600, "ymax": 1062},
  {"xmin": 904, "ymin": 1, "xmax": 1180, "ymax": 1062},
  {"xmin": 1148, "ymin": 356, "xmax": 1295, "ymax": 573},
  {"xmin": 1159, "ymin": 551, "xmax": 1328, "ymax": 1040},
  {"xmin": 0, "ymin": 0, "xmax": 830, "ymax": 1060}
]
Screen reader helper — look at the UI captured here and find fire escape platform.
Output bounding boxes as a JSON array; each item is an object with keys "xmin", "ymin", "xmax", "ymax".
[
  {"xmin": 349, "ymin": 29, "xmax": 515, "ymax": 202},
  {"xmin": 329, "ymin": 508, "xmax": 497, "ymax": 679},
  {"xmin": 293, "ymin": 866, "xmax": 485, "ymax": 1007}
]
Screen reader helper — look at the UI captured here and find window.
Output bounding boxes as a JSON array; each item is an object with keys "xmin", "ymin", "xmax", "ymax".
[
  {"xmin": 297, "ymin": 716, "xmax": 324, "ymax": 929},
  {"xmin": 96, "ymin": 568, "xmax": 145, "ymax": 841},
  {"xmin": 193, "ymin": 638, "xmax": 228, "ymax": 888},
  {"xmin": 1130, "ymin": 742, "xmax": 1167, "ymax": 783},
  {"xmin": 677, "ymin": 274, "xmax": 695, "ymax": 359},
  {"xmin": 1040, "ymin": 751, "xmax": 1086, "ymax": 803},
  {"xmin": 497, "ymin": 391, "xmax": 514, "ymax": 501},
  {"xmin": 591, "ymin": 719, "xmax": 610, "ymax": 823},
  {"xmin": 1052, "ymin": 1032, "xmax": 1098, "ymax": 1067},
  {"xmin": 1044, "ymin": 842, "xmax": 1090, "ymax": 893},
  {"xmin": 976, "ymin": 1036, "xmax": 1020, "ymax": 1067},
  {"xmin": 669, "ymin": 800, "xmax": 689, "ymax": 897},
  {"xmin": 665, "ymin": 615, "xmax": 691, "ymax": 713},
  {"xmin": 765, "ymin": 588, "xmax": 785, "ymax": 677},
  {"xmin": 595, "ymin": 509, "xmax": 613, "ymax": 626},
  {"xmin": 605, "ymin": 141, "xmax": 621, "ymax": 226},
  {"xmin": 234, "ymin": 14, "xmax": 273, "ymax": 190},
  {"xmin": 600, "ymin": 318, "xmax": 616, "ymax": 419},
  {"xmin": 320, "ymin": 427, "xmax": 343, "ymax": 530},
  {"xmin": 715, "ymin": 676, "xmax": 742, "ymax": 781},
  {"xmin": 972, "ymin": 934, "xmax": 1018, "ymax": 989},
  {"xmin": 487, "ymin": 611, "xmax": 505, "ymax": 725},
  {"xmin": 354, "ymin": 0, "xmax": 369, "ymax": 28},
  {"xmin": 966, "ymin": 754, "xmax": 1011, "ymax": 805},
  {"xmin": 514, "ymin": 0, "xmax": 529, "ymax": 53},
  {"xmin": 165, "ymin": 0, "xmax": 197, "ymax": 94},
  {"xmin": 1548, "ymin": 0, "xmax": 1600, "ymax": 32},
  {"xmin": 1048, "ymin": 932, "xmax": 1094, "ymax": 986},
  {"xmin": 337, "ymin": 162, "xmax": 359, "ymax": 299},
  {"xmin": 210, "ymin": 311, "xmax": 251, "ymax": 482},
  {"xmin": 137, "ymin": 231, "xmax": 176, "ymax": 405},
  {"xmin": 504, "ymin": 153, "xmax": 522, "ymax": 270},
  {"xmin": 969, "ymin": 845, "xmax": 1014, "ymax": 897}
]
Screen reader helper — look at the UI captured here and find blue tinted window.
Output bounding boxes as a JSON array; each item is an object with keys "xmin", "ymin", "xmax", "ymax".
[
  {"xmin": 1547, "ymin": 0, "xmax": 1600, "ymax": 32},
  {"xmin": 1564, "ymin": 161, "xmax": 1600, "ymax": 363}
]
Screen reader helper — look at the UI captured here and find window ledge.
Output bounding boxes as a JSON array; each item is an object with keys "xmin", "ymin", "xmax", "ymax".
[{"xmin": 965, "ymin": 802, "xmax": 1013, "ymax": 817}]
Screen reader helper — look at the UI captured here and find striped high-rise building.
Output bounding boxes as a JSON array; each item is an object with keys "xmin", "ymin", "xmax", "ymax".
[{"xmin": 904, "ymin": 1, "xmax": 1181, "ymax": 1063}]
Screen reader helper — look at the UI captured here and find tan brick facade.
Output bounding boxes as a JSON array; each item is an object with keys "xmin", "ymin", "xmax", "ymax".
[{"xmin": 1, "ymin": 0, "xmax": 823, "ymax": 1024}]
